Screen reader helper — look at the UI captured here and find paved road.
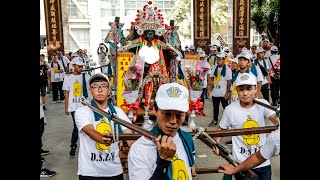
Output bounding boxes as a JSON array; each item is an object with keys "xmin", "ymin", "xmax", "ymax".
[{"xmin": 41, "ymin": 94, "xmax": 280, "ymax": 180}]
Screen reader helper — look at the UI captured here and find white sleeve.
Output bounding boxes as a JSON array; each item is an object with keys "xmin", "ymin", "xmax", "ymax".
[
  {"xmin": 63, "ymin": 56, "xmax": 70, "ymax": 64},
  {"xmin": 219, "ymin": 107, "xmax": 231, "ymax": 129},
  {"xmin": 62, "ymin": 76, "xmax": 69, "ymax": 90},
  {"xmin": 256, "ymin": 65, "xmax": 263, "ymax": 82},
  {"xmin": 128, "ymin": 143, "xmax": 153, "ymax": 180},
  {"xmin": 210, "ymin": 66, "xmax": 215, "ymax": 77},
  {"xmin": 75, "ymin": 108, "xmax": 93, "ymax": 132},
  {"xmin": 260, "ymin": 128, "xmax": 280, "ymax": 159},
  {"xmin": 226, "ymin": 67, "xmax": 232, "ymax": 80}
]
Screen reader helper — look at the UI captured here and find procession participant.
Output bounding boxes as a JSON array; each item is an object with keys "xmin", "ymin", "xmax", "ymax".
[
  {"xmin": 254, "ymin": 47, "xmax": 270, "ymax": 102},
  {"xmin": 198, "ymin": 50, "xmax": 211, "ymax": 116},
  {"xmin": 47, "ymin": 53, "xmax": 65, "ymax": 103},
  {"xmin": 208, "ymin": 52, "xmax": 232, "ymax": 127},
  {"xmin": 62, "ymin": 57, "xmax": 91, "ymax": 158},
  {"xmin": 212, "ymin": 73, "xmax": 278, "ymax": 180},
  {"xmin": 218, "ymin": 127, "xmax": 280, "ymax": 176},
  {"xmin": 74, "ymin": 73, "xmax": 134, "ymax": 179},
  {"xmin": 128, "ymin": 82, "xmax": 196, "ymax": 180}
]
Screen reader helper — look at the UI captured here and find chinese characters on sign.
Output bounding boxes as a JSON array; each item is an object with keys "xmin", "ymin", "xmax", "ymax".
[
  {"xmin": 233, "ymin": 0, "xmax": 251, "ymax": 56},
  {"xmin": 117, "ymin": 52, "xmax": 134, "ymax": 106},
  {"xmin": 44, "ymin": 0, "xmax": 64, "ymax": 60},
  {"xmin": 194, "ymin": 0, "xmax": 211, "ymax": 54}
]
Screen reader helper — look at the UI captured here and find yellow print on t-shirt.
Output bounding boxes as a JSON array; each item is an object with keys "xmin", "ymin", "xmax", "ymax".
[
  {"xmin": 96, "ymin": 117, "xmax": 112, "ymax": 153},
  {"xmin": 73, "ymin": 80, "xmax": 82, "ymax": 97},
  {"xmin": 214, "ymin": 72, "xmax": 221, "ymax": 85},
  {"xmin": 232, "ymin": 82, "xmax": 237, "ymax": 95},
  {"xmin": 242, "ymin": 115, "xmax": 260, "ymax": 148},
  {"xmin": 171, "ymin": 153, "xmax": 189, "ymax": 180},
  {"xmin": 53, "ymin": 66, "xmax": 58, "ymax": 74}
]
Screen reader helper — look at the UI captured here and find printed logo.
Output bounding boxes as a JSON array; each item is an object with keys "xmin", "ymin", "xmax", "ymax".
[
  {"xmin": 240, "ymin": 74, "xmax": 249, "ymax": 81},
  {"xmin": 166, "ymin": 86, "xmax": 182, "ymax": 98}
]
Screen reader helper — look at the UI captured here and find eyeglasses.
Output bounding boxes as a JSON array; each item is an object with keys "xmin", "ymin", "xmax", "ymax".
[{"xmin": 90, "ymin": 84, "xmax": 109, "ymax": 91}]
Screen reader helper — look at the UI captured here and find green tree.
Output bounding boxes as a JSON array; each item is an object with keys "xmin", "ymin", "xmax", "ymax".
[
  {"xmin": 167, "ymin": 0, "xmax": 192, "ymax": 41},
  {"xmin": 211, "ymin": 0, "xmax": 228, "ymax": 34},
  {"xmin": 251, "ymin": 0, "xmax": 280, "ymax": 46}
]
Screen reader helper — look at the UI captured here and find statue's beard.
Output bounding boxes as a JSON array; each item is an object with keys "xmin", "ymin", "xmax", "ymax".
[{"xmin": 139, "ymin": 45, "xmax": 160, "ymax": 64}]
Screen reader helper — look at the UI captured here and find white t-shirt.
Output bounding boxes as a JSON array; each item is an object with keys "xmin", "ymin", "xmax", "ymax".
[
  {"xmin": 260, "ymin": 127, "xmax": 280, "ymax": 160},
  {"xmin": 49, "ymin": 62, "xmax": 64, "ymax": 82},
  {"xmin": 128, "ymin": 133, "xmax": 193, "ymax": 180},
  {"xmin": 210, "ymin": 65, "xmax": 232, "ymax": 97},
  {"xmin": 74, "ymin": 105, "xmax": 131, "ymax": 177},
  {"xmin": 62, "ymin": 73, "xmax": 91, "ymax": 112},
  {"xmin": 253, "ymin": 64, "xmax": 263, "ymax": 83},
  {"xmin": 40, "ymin": 100, "xmax": 44, "ymax": 119},
  {"xmin": 219, "ymin": 99, "xmax": 275, "ymax": 169},
  {"xmin": 255, "ymin": 59, "xmax": 270, "ymax": 85},
  {"xmin": 58, "ymin": 57, "xmax": 70, "ymax": 78},
  {"xmin": 267, "ymin": 54, "xmax": 280, "ymax": 70}
]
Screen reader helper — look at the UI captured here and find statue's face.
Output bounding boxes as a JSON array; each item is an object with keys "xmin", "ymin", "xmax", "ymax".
[{"xmin": 144, "ymin": 30, "xmax": 155, "ymax": 42}]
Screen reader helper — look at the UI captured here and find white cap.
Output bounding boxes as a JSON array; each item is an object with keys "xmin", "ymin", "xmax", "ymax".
[
  {"xmin": 223, "ymin": 47, "xmax": 229, "ymax": 52},
  {"xmin": 261, "ymin": 32, "xmax": 267, "ymax": 36},
  {"xmin": 72, "ymin": 57, "xmax": 85, "ymax": 66},
  {"xmin": 176, "ymin": 56, "xmax": 181, "ymax": 61},
  {"xmin": 271, "ymin": 46, "xmax": 278, "ymax": 52},
  {"xmin": 256, "ymin": 47, "xmax": 265, "ymax": 54},
  {"xmin": 196, "ymin": 47, "xmax": 203, "ymax": 52},
  {"xmin": 227, "ymin": 52, "xmax": 233, "ymax": 58},
  {"xmin": 236, "ymin": 73, "xmax": 257, "ymax": 87},
  {"xmin": 89, "ymin": 73, "xmax": 110, "ymax": 85},
  {"xmin": 198, "ymin": 51, "xmax": 206, "ymax": 57},
  {"xmin": 210, "ymin": 46, "xmax": 218, "ymax": 51},
  {"xmin": 155, "ymin": 83, "xmax": 189, "ymax": 112},
  {"xmin": 241, "ymin": 47, "xmax": 248, "ymax": 52},
  {"xmin": 185, "ymin": 45, "xmax": 188, "ymax": 48},
  {"xmin": 237, "ymin": 51, "xmax": 251, "ymax": 60},
  {"xmin": 71, "ymin": 52, "xmax": 78, "ymax": 57},
  {"xmin": 99, "ymin": 45, "xmax": 105, "ymax": 48},
  {"xmin": 231, "ymin": 56, "xmax": 238, "ymax": 64},
  {"xmin": 189, "ymin": 45, "xmax": 195, "ymax": 50},
  {"xmin": 216, "ymin": 52, "xmax": 226, "ymax": 58}
]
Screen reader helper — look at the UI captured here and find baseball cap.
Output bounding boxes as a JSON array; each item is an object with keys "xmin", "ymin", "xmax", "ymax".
[
  {"xmin": 189, "ymin": 45, "xmax": 195, "ymax": 50},
  {"xmin": 256, "ymin": 47, "xmax": 265, "ymax": 54},
  {"xmin": 88, "ymin": 73, "xmax": 110, "ymax": 85},
  {"xmin": 72, "ymin": 57, "xmax": 85, "ymax": 66},
  {"xmin": 71, "ymin": 52, "xmax": 78, "ymax": 57},
  {"xmin": 236, "ymin": 73, "xmax": 257, "ymax": 87},
  {"xmin": 210, "ymin": 46, "xmax": 218, "ymax": 51},
  {"xmin": 198, "ymin": 51, "xmax": 206, "ymax": 57},
  {"xmin": 237, "ymin": 51, "xmax": 251, "ymax": 60},
  {"xmin": 223, "ymin": 47, "xmax": 229, "ymax": 52},
  {"xmin": 271, "ymin": 46, "xmax": 278, "ymax": 52},
  {"xmin": 196, "ymin": 47, "xmax": 203, "ymax": 52},
  {"xmin": 216, "ymin": 52, "xmax": 226, "ymax": 58},
  {"xmin": 231, "ymin": 56, "xmax": 238, "ymax": 64},
  {"xmin": 261, "ymin": 32, "xmax": 266, "ymax": 36},
  {"xmin": 155, "ymin": 83, "xmax": 189, "ymax": 112}
]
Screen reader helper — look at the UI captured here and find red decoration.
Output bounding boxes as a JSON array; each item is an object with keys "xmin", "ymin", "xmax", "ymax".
[
  {"xmin": 148, "ymin": 1, "xmax": 152, "ymax": 5},
  {"xmin": 170, "ymin": 26, "xmax": 174, "ymax": 30},
  {"xmin": 115, "ymin": 22, "xmax": 119, "ymax": 27},
  {"xmin": 131, "ymin": 22, "xmax": 134, "ymax": 25},
  {"xmin": 137, "ymin": 10, "xmax": 140, "ymax": 13},
  {"xmin": 189, "ymin": 98, "xmax": 204, "ymax": 114},
  {"xmin": 154, "ymin": 7, "xmax": 157, "ymax": 10},
  {"xmin": 121, "ymin": 101, "xmax": 140, "ymax": 123}
]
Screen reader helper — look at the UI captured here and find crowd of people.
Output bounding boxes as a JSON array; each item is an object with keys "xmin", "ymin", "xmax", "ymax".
[{"xmin": 40, "ymin": 30, "xmax": 280, "ymax": 179}]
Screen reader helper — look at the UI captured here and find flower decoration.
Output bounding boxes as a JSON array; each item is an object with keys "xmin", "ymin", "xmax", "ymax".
[
  {"xmin": 183, "ymin": 61, "xmax": 210, "ymax": 91},
  {"xmin": 123, "ymin": 55, "xmax": 145, "ymax": 91}
]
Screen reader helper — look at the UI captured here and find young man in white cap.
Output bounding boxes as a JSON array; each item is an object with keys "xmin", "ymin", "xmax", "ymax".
[
  {"xmin": 218, "ymin": 126, "xmax": 280, "ymax": 176},
  {"xmin": 207, "ymin": 46, "xmax": 219, "ymax": 67},
  {"xmin": 198, "ymin": 50, "xmax": 211, "ymax": 116},
  {"xmin": 267, "ymin": 46, "xmax": 280, "ymax": 106},
  {"xmin": 259, "ymin": 33, "xmax": 268, "ymax": 47},
  {"xmin": 47, "ymin": 53, "xmax": 65, "ymax": 103},
  {"xmin": 74, "ymin": 73, "xmax": 134, "ymax": 179},
  {"xmin": 128, "ymin": 82, "xmax": 196, "ymax": 180},
  {"xmin": 63, "ymin": 57, "xmax": 91, "ymax": 158},
  {"xmin": 208, "ymin": 52, "xmax": 232, "ymax": 126},
  {"xmin": 254, "ymin": 47, "xmax": 271, "ymax": 102},
  {"xmin": 212, "ymin": 73, "xmax": 277, "ymax": 180}
]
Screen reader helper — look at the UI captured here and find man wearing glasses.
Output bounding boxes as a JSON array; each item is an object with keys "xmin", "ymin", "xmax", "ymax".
[
  {"xmin": 63, "ymin": 57, "xmax": 91, "ymax": 158},
  {"xmin": 74, "ymin": 73, "xmax": 134, "ymax": 179}
]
